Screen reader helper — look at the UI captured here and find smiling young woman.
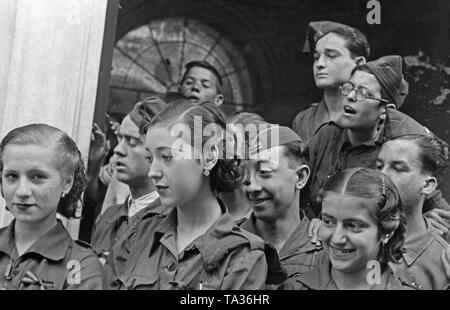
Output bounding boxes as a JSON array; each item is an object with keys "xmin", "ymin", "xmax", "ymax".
[
  {"xmin": 280, "ymin": 168, "xmax": 412, "ymax": 290},
  {"xmin": 0, "ymin": 124, "xmax": 104, "ymax": 290}
]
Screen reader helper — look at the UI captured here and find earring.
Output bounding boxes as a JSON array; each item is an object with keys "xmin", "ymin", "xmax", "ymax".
[
  {"xmin": 203, "ymin": 169, "xmax": 210, "ymax": 177},
  {"xmin": 61, "ymin": 192, "xmax": 66, "ymax": 198}
]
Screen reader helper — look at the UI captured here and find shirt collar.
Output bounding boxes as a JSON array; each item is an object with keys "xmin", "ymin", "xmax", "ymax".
[
  {"xmin": 241, "ymin": 210, "xmax": 321, "ymax": 257},
  {"xmin": 312, "ymin": 98, "xmax": 331, "ymax": 135},
  {"xmin": 280, "ymin": 211, "xmax": 322, "ymax": 256},
  {"xmin": 151, "ymin": 199, "xmax": 236, "ymax": 257},
  {"xmin": 402, "ymin": 217, "xmax": 439, "ymax": 266},
  {"xmin": 294, "ymin": 258, "xmax": 335, "ymax": 290},
  {"xmin": 342, "ymin": 126, "xmax": 384, "ymax": 149},
  {"xmin": 128, "ymin": 191, "xmax": 160, "ymax": 218},
  {"xmin": 0, "ymin": 220, "xmax": 71, "ymax": 261},
  {"xmin": 299, "ymin": 259, "xmax": 406, "ymax": 290},
  {"xmin": 105, "ymin": 199, "xmax": 129, "ymax": 224}
]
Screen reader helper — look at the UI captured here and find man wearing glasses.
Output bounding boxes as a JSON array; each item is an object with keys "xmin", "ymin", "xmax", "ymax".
[{"xmin": 302, "ymin": 55, "xmax": 450, "ymax": 218}]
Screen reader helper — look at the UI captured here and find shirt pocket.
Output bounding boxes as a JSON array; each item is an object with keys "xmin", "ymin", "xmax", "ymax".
[{"xmin": 117, "ymin": 274, "xmax": 158, "ymax": 290}]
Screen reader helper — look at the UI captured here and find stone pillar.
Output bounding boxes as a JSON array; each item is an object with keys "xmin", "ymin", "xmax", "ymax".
[{"xmin": 0, "ymin": 0, "xmax": 113, "ymax": 238}]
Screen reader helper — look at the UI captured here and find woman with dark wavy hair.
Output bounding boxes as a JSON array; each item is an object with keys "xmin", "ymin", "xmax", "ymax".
[
  {"xmin": 0, "ymin": 124, "xmax": 103, "ymax": 290},
  {"xmin": 105, "ymin": 100, "xmax": 268, "ymax": 290},
  {"xmin": 280, "ymin": 168, "xmax": 410, "ymax": 290}
]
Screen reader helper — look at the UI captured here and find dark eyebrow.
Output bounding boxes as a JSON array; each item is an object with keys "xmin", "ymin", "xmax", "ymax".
[
  {"xmin": 121, "ymin": 133, "xmax": 141, "ymax": 140},
  {"xmin": 324, "ymin": 48, "xmax": 341, "ymax": 54},
  {"xmin": 321, "ymin": 212, "xmax": 335, "ymax": 219},
  {"xmin": 391, "ymin": 160, "xmax": 407, "ymax": 166}
]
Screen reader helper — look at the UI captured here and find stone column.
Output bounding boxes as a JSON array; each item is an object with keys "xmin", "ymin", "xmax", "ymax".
[{"xmin": 0, "ymin": 0, "xmax": 113, "ymax": 238}]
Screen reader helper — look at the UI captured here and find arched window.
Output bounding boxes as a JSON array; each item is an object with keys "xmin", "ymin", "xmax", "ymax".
[{"xmin": 109, "ymin": 17, "xmax": 253, "ymax": 116}]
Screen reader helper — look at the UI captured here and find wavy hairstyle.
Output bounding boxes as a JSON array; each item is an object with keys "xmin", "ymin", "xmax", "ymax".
[
  {"xmin": 0, "ymin": 124, "xmax": 87, "ymax": 218},
  {"xmin": 318, "ymin": 168, "xmax": 406, "ymax": 264},
  {"xmin": 148, "ymin": 99, "xmax": 245, "ymax": 193},
  {"xmin": 389, "ymin": 134, "xmax": 449, "ymax": 180}
]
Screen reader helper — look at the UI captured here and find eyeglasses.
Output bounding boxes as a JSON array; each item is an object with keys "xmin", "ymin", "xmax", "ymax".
[{"xmin": 340, "ymin": 82, "xmax": 390, "ymax": 104}]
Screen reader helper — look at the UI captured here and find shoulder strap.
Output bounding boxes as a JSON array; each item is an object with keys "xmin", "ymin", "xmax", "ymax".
[
  {"xmin": 197, "ymin": 227, "xmax": 287, "ymax": 287},
  {"xmin": 201, "ymin": 230, "xmax": 262, "ymax": 273}
]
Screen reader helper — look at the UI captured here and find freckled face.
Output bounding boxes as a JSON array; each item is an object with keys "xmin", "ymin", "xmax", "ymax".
[{"xmin": 2, "ymin": 144, "xmax": 70, "ymax": 226}]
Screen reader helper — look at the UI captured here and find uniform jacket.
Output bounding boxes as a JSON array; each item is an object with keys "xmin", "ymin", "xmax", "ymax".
[
  {"xmin": 241, "ymin": 211, "xmax": 325, "ymax": 277},
  {"xmin": 303, "ymin": 109, "xmax": 449, "ymax": 217},
  {"xmin": 91, "ymin": 197, "xmax": 165, "ymax": 258},
  {"xmin": 390, "ymin": 217, "xmax": 449, "ymax": 290},
  {"xmin": 105, "ymin": 201, "xmax": 268, "ymax": 290},
  {"xmin": 0, "ymin": 220, "xmax": 104, "ymax": 290},
  {"xmin": 279, "ymin": 258, "xmax": 413, "ymax": 290}
]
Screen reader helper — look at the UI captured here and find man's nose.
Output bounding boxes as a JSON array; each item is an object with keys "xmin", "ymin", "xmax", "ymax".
[
  {"xmin": 315, "ymin": 54, "xmax": 326, "ymax": 69},
  {"xmin": 114, "ymin": 138, "xmax": 126, "ymax": 157},
  {"xmin": 346, "ymin": 89, "xmax": 357, "ymax": 102}
]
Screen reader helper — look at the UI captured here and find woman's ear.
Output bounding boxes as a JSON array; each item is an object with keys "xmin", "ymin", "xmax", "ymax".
[
  {"xmin": 421, "ymin": 176, "xmax": 437, "ymax": 196},
  {"xmin": 295, "ymin": 164, "xmax": 310, "ymax": 190},
  {"xmin": 62, "ymin": 175, "xmax": 74, "ymax": 196},
  {"xmin": 381, "ymin": 231, "xmax": 395, "ymax": 244},
  {"xmin": 202, "ymin": 142, "xmax": 220, "ymax": 176}
]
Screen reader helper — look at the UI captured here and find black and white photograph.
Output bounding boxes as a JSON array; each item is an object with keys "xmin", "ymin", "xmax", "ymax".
[{"xmin": 0, "ymin": 0, "xmax": 449, "ymax": 297}]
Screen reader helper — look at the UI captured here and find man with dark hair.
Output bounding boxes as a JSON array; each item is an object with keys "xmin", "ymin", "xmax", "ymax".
[
  {"xmin": 292, "ymin": 21, "xmax": 370, "ymax": 143},
  {"xmin": 377, "ymin": 134, "xmax": 449, "ymax": 289},
  {"xmin": 304, "ymin": 55, "xmax": 450, "ymax": 219},
  {"xmin": 91, "ymin": 97, "xmax": 168, "ymax": 261},
  {"xmin": 179, "ymin": 60, "xmax": 224, "ymax": 106},
  {"xmin": 242, "ymin": 126, "xmax": 324, "ymax": 281}
]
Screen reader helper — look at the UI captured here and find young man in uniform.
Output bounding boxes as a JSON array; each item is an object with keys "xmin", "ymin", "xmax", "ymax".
[
  {"xmin": 377, "ymin": 133, "xmax": 449, "ymax": 289},
  {"xmin": 292, "ymin": 21, "xmax": 370, "ymax": 143},
  {"xmin": 242, "ymin": 125, "xmax": 324, "ymax": 280},
  {"xmin": 90, "ymin": 97, "xmax": 168, "ymax": 261}
]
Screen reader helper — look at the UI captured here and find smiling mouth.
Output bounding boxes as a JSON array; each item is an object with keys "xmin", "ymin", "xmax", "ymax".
[
  {"xmin": 251, "ymin": 198, "xmax": 271, "ymax": 207},
  {"xmin": 330, "ymin": 246, "xmax": 356, "ymax": 256},
  {"xmin": 343, "ymin": 105, "xmax": 357, "ymax": 115}
]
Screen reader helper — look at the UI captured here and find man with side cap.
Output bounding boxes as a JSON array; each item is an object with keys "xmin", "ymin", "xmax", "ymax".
[
  {"xmin": 242, "ymin": 125, "xmax": 325, "ymax": 283},
  {"xmin": 90, "ymin": 97, "xmax": 168, "ymax": 261},
  {"xmin": 304, "ymin": 55, "xmax": 450, "ymax": 220}
]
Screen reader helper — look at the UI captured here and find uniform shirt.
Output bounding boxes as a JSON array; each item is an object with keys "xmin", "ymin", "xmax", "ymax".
[
  {"xmin": 241, "ymin": 211, "xmax": 325, "ymax": 277},
  {"xmin": 292, "ymin": 99, "xmax": 331, "ymax": 143},
  {"xmin": 0, "ymin": 220, "xmax": 103, "ymax": 290},
  {"xmin": 91, "ymin": 193, "xmax": 162, "ymax": 258},
  {"xmin": 304, "ymin": 109, "xmax": 450, "ymax": 217},
  {"xmin": 279, "ymin": 258, "xmax": 411, "ymax": 290},
  {"xmin": 106, "ymin": 203, "xmax": 268, "ymax": 290},
  {"xmin": 390, "ymin": 217, "xmax": 449, "ymax": 290}
]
